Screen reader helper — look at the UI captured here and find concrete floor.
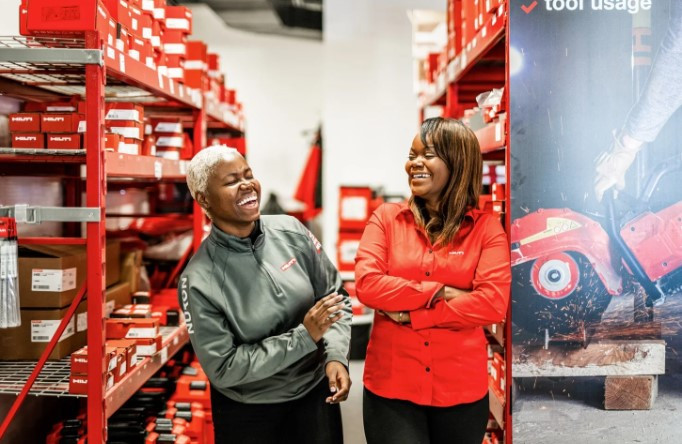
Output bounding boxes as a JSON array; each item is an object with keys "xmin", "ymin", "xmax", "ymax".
[
  {"xmin": 341, "ymin": 359, "xmax": 367, "ymax": 444},
  {"xmin": 514, "ymin": 292, "xmax": 682, "ymax": 444}
]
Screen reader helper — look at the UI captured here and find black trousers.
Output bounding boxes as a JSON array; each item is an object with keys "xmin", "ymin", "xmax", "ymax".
[
  {"xmin": 210, "ymin": 378, "xmax": 343, "ymax": 444},
  {"xmin": 363, "ymin": 388, "xmax": 489, "ymax": 444}
]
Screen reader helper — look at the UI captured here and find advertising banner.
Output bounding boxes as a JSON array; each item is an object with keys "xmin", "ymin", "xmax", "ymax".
[{"xmin": 510, "ymin": 0, "xmax": 682, "ymax": 441}]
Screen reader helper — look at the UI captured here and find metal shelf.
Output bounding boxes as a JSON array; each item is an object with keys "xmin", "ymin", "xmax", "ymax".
[
  {"xmin": 0, "ymin": 358, "xmax": 77, "ymax": 398},
  {"xmin": 0, "ymin": 148, "xmax": 188, "ymax": 180},
  {"xmin": 105, "ymin": 325, "xmax": 189, "ymax": 417},
  {"xmin": 0, "ymin": 36, "xmax": 243, "ymax": 133},
  {"xmin": 419, "ymin": 7, "xmax": 507, "ymax": 108},
  {"xmin": 0, "ymin": 325, "xmax": 188, "ymax": 409}
]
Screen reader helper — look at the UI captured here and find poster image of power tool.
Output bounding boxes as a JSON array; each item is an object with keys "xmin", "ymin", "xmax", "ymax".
[{"xmin": 509, "ymin": 1, "xmax": 682, "ymax": 442}]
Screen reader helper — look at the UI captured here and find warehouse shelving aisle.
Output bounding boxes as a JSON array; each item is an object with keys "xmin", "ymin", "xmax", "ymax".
[
  {"xmin": 417, "ymin": 1, "xmax": 510, "ymax": 442},
  {"xmin": 0, "ymin": 22, "xmax": 243, "ymax": 442}
]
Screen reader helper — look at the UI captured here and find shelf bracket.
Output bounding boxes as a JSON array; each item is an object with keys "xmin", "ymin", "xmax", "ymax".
[
  {"xmin": 0, "ymin": 48, "xmax": 103, "ymax": 66},
  {"xmin": 0, "ymin": 205, "xmax": 100, "ymax": 224}
]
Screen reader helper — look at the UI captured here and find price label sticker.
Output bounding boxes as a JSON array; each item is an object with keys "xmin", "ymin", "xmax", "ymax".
[
  {"xmin": 160, "ymin": 347, "xmax": 168, "ymax": 363},
  {"xmin": 154, "ymin": 161, "xmax": 162, "ymax": 179}
]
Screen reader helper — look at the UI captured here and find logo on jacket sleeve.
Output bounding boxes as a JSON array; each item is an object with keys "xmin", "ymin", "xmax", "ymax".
[
  {"xmin": 280, "ymin": 257, "xmax": 298, "ymax": 271},
  {"xmin": 306, "ymin": 229, "xmax": 322, "ymax": 253}
]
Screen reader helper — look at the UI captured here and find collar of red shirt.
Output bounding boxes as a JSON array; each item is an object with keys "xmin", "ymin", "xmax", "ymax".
[{"xmin": 395, "ymin": 202, "xmax": 482, "ymax": 222}]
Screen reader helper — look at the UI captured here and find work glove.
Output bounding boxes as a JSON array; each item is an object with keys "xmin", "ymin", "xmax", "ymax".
[{"xmin": 593, "ymin": 130, "xmax": 642, "ymax": 202}]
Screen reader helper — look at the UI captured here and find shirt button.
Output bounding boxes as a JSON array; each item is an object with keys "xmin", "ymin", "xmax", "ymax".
[
  {"xmin": 424, "ymin": 342, "xmax": 429, "ymax": 346},
  {"xmin": 425, "ymin": 271, "xmax": 430, "ymax": 276},
  {"xmin": 426, "ymin": 367, "xmax": 431, "ymax": 372}
]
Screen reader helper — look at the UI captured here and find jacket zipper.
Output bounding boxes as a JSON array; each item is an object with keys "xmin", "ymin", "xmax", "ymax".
[{"xmin": 252, "ymin": 244, "xmax": 284, "ymax": 296}]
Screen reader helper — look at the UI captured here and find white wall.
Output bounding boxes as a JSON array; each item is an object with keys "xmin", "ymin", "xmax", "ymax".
[
  {"xmin": 189, "ymin": 5, "xmax": 323, "ymax": 210},
  {"xmin": 322, "ymin": 0, "xmax": 444, "ymax": 260}
]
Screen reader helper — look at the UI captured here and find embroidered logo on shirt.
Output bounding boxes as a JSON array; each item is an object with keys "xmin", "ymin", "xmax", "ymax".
[
  {"xmin": 281, "ymin": 258, "xmax": 298, "ymax": 271},
  {"xmin": 449, "ymin": 250, "xmax": 464, "ymax": 255},
  {"xmin": 306, "ymin": 229, "xmax": 322, "ymax": 253}
]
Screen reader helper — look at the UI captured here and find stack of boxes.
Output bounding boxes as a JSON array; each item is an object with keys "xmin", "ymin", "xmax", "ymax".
[
  {"xmin": 336, "ymin": 186, "xmax": 377, "ymax": 274},
  {"xmin": 153, "ymin": 118, "xmax": 190, "ymax": 160},
  {"xmin": 10, "ymin": 103, "xmax": 86, "ymax": 150},
  {"xmin": 106, "ymin": 103, "xmax": 146, "ymax": 155}
]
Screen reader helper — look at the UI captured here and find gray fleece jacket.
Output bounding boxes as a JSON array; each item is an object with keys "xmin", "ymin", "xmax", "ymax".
[{"xmin": 178, "ymin": 215, "xmax": 352, "ymax": 403}]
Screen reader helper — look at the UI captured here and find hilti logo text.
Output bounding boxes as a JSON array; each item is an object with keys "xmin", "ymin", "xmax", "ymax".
[
  {"xmin": 449, "ymin": 251, "xmax": 464, "ymax": 255},
  {"xmin": 180, "ymin": 277, "xmax": 194, "ymax": 334},
  {"xmin": 72, "ymin": 378, "xmax": 87, "ymax": 384},
  {"xmin": 15, "ymin": 136, "xmax": 36, "ymax": 141},
  {"xmin": 281, "ymin": 258, "xmax": 297, "ymax": 271},
  {"xmin": 50, "ymin": 137, "xmax": 73, "ymax": 142},
  {"xmin": 74, "ymin": 358, "xmax": 87, "ymax": 363},
  {"xmin": 11, "ymin": 117, "xmax": 33, "ymax": 122},
  {"xmin": 43, "ymin": 117, "xmax": 65, "ymax": 122}
]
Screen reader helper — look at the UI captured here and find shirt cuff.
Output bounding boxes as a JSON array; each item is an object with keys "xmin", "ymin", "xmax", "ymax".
[
  {"xmin": 410, "ymin": 303, "xmax": 439, "ymax": 330},
  {"xmin": 325, "ymin": 352, "xmax": 349, "ymax": 369},
  {"xmin": 422, "ymin": 281, "xmax": 444, "ymax": 308},
  {"xmin": 295, "ymin": 324, "xmax": 319, "ymax": 353}
]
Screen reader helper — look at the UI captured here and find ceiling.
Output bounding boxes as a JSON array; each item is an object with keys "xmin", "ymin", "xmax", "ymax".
[{"xmin": 178, "ymin": 0, "xmax": 323, "ymax": 40}]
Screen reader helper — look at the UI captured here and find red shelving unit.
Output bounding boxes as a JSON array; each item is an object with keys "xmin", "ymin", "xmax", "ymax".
[
  {"xmin": 418, "ymin": 1, "xmax": 511, "ymax": 442},
  {"xmin": 0, "ymin": 32, "xmax": 243, "ymax": 442}
]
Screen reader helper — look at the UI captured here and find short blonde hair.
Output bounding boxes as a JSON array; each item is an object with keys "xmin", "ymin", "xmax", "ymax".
[{"xmin": 186, "ymin": 145, "xmax": 240, "ymax": 199}]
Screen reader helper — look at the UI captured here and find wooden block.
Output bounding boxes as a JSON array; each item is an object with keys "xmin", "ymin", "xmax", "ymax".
[
  {"xmin": 605, "ymin": 375, "xmax": 658, "ymax": 410},
  {"xmin": 512, "ymin": 340, "xmax": 666, "ymax": 377},
  {"xmin": 488, "ymin": 386, "xmax": 505, "ymax": 428}
]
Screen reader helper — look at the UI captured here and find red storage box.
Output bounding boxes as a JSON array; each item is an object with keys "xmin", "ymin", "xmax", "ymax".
[
  {"xmin": 9, "ymin": 113, "xmax": 41, "ymax": 132},
  {"xmin": 104, "ymin": 0, "xmax": 132, "ymax": 30},
  {"xmin": 134, "ymin": 335, "xmax": 163, "ymax": 356},
  {"xmin": 41, "ymin": 113, "xmax": 85, "ymax": 133},
  {"xmin": 11, "ymin": 133, "xmax": 44, "ymax": 148},
  {"xmin": 47, "ymin": 133, "xmax": 81, "ymax": 149},
  {"xmin": 119, "ymin": 138, "xmax": 142, "ymax": 155},
  {"xmin": 107, "ymin": 338, "xmax": 139, "ymax": 371},
  {"xmin": 70, "ymin": 346, "xmax": 118, "ymax": 374},
  {"xmin": 186, "ymin": 40, "xmax": 207, "ymax": 65},
  {"xmin": 108, "ymin": 121, "xmax": 144, "ymax": 139},
  {"xmin": 164, "ymin": 5, "xmax": 192, "ymax": 32},
  {"xmin": 183, "ymin": 70, "xmax": 206, "ymax": 89},
  {"xmin": 23, "ymin": 0, "xmax": 110, "ymax": 37},
  {"xmin": 336, "ymin": 231, "xmax": 363, "ymax": 273},
  {"xmin": 69, "ymin": 371, "xmax": 114, "ymax": 395},
  {"xmin": 338, "ymin": 186, "xmax": 373, "ymax": 231},
  {"xmin": 106, "ymin": 318, "xmax": 160, "ymax": 339},
  {"xmin": 105, "ymin": 132, "xmax": 122, "ymax": 151},
  {"xmin": 106, "ymin": 103, "xmax": 144, "ymax": 121}
]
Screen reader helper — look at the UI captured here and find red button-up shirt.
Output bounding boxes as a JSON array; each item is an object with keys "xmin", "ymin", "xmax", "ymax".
[{"xmin": 355, "ymin": 202, "xmax": 510, "ymax": 407}]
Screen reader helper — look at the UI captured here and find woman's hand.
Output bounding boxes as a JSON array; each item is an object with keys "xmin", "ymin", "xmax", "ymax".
[
  {"xmin": 325, "ymin": 361, "xmax": 351, "ymax": 404},
  {"xmin": 303, "ymin": 293, "xmax": 345, "ymax": 342},
  {"xmin": 438, "ymin": 285, "xmax": 469, "ymax": 301},
  {"xmin": 378, "ymin": 310, "xmax": 411, "ymax": 324}
]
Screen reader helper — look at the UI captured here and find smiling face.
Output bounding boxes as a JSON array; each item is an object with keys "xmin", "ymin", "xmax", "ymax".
[
  {"xmin": 405, "ymin": 133, "xmax": 450, "ymax": 211},
  {"xmin": 196, "ymin": 154, "xmax": 261, "ymax": 237}
]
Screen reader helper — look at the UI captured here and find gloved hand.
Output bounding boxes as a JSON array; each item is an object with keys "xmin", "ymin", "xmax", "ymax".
[{"xmin": 594, "ymin": 131, "xmax": 643, "ymax": 201}]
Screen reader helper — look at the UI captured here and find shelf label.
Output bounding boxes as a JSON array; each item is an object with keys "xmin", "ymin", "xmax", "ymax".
[
  {"xmin": 154, "ymin": 161, "xmax": 163, "ymax": 179},
  {"xmin": 77, "ymin": 312, "xmax": 88, "ymax": 332},
  {"xmin": 169, "ymin": 79, "xmax": 175, "ymax": 95},
  {"xmin": 495, "ymin": 123, "xmax": 502, "ymax": 142},
  {"xmin": 482, "ymin": 26, "xmax": 487, "ymax": 38},
  {"xmin": 158, "ymin": 70, "xmax": 164, "ymax": 89},
  {"xmin": 160, "ymin": 346, "xmax": 168, "ymax": 363},
  {"xmin": 179, "ymin": 161, "xmax": 187, "ymax": 175},
  {"xmin": 32, "ymin": 268, "xmax": 76, "ymax": 292},
  {"xmin": 31, "ymin": 318, "xmax": 75, "ymax": 343}
]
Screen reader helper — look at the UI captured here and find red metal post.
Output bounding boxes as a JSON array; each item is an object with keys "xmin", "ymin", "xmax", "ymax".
[
  {"xmin": 192, "ymin": 108, "xmax": 207, "ymax": 253},
  {"xmin": 85, "ymin": 31, "xmax": 107, "ymax": 444},
  {"xmin": 504, "ymin": 9, "xmax": 512, "ymax": 443}
]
